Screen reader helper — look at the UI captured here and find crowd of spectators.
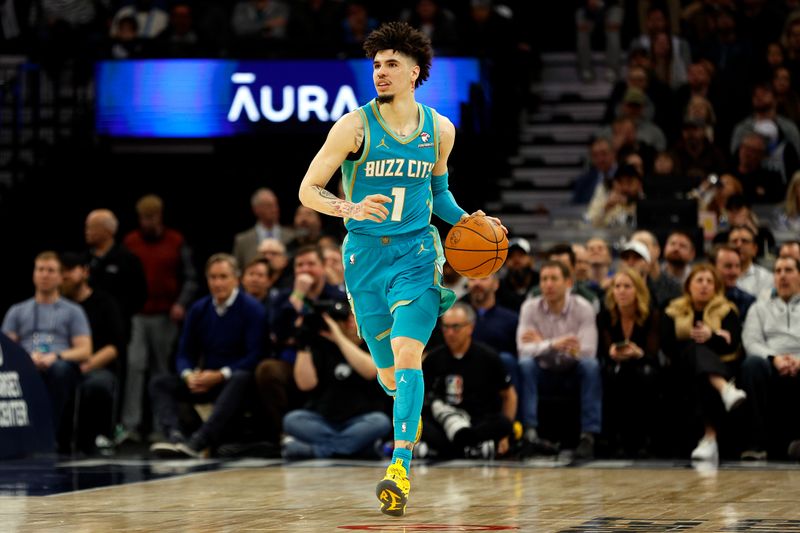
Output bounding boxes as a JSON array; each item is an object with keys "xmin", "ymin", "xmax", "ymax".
[
  {"xmin": 3, "ymin": 186, "xmax": 799, "ymax": 464},
  {"xmin": 2, "ymin": 1, "xmax": 800, "ymax": 464}
]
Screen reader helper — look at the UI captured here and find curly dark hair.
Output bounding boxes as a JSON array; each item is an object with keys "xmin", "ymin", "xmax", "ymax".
[{"xmin": 363, "ymin": 21, "xmax": 433, "ymax": 88}]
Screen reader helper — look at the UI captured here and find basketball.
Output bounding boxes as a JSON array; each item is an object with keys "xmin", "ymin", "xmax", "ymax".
[{"xmin": 444, "ymin": 215, "xmax": 508, "ymax": 279}]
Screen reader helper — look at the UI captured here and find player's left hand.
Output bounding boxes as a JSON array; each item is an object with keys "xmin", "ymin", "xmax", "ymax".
[{"xmin": 463, "ymin": 210, "xmax": 508, "ymax": 235}]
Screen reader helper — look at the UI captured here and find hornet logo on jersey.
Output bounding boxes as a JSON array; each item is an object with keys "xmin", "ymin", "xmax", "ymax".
[{"xmin": 418, "ymin": 131, "xmax": 433, "ymax": 148}]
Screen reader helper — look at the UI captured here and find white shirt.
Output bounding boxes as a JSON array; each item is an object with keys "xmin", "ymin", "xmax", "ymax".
[
  {"xmin": 214, "ymin": 288, "xmax": 239, "ymax": 317},
  {"xmin": 737, "ymin": 263, "xmax": 774, "ymax": 298}
]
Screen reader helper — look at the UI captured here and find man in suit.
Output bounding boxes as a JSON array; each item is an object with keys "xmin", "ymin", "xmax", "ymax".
[
  {"xmin": 233, "ymin": 188, "xmax": 295, "ymax": 269},
  {"xmin": 572, "ymin": 138, "xmax": 617, "ymax": 205}
]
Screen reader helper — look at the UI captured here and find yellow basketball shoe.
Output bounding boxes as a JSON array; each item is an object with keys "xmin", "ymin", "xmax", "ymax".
[{"xmin": 375, "ymin": 460, "xmax": 410, "ymax": 517}]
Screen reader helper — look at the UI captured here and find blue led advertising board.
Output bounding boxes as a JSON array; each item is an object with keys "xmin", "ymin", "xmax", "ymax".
[{"xmin": 95, "ymin": 58, "xmax": 481, "ymax": 138}]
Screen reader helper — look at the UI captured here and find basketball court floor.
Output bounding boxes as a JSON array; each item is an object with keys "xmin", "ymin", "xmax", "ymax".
[{"xmin": 1, "ymin": 456, "xmax": 799, "ymax": 532}]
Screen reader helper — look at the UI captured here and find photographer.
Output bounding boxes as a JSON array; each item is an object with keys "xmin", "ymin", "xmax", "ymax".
[
  {"xmin": 282, "ymin": 306, "xmax": 391, "ymax": 459},
  {"xmin": 255, "ymin": 245, "xmax": 346, "ymax": 442}
]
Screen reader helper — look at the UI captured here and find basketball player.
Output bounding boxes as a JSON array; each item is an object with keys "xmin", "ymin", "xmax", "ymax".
[{"xmin": 298, "ymin": 22, "xmax": 505, "ymax": 516}]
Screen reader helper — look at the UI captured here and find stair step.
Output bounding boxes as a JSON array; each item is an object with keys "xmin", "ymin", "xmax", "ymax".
[
  {"xmin": 531, "ymin": 102, "xmax": 606, "ymax": 123},
  {"xmin": 520, "ymin": 123, "xmax": 597, "ymax": 144},
  {"xmin": 516, "ymin": 145, "xmax": 586, "ymax": 166},
  {"xmin": 512, "ymin": 167, "xmax": 580, "ymax": 180},
  {"xmin": 533, "ymin": 81, "xmax": 612, "ymax": 103},
  {"xmin": 500, "ymin": 189, "xmax": 572, "ymax": 204}
]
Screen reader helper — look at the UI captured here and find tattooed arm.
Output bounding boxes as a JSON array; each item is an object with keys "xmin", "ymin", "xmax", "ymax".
[{"xmin": 299, "ymin": 111, "xmax": 391, "ymax": 222}]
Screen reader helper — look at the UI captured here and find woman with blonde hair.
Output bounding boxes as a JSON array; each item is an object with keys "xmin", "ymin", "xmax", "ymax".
[
  {"xmin": 661, "ymin": 264, "xmax": 745, "ymax": 463},
  {"xmin": 597, "ymin": 267, "xmax": 660, "ymax": 457},
  {"xmin": 775, "ymin": 170, "xmax": 800, "ymax": 231}
]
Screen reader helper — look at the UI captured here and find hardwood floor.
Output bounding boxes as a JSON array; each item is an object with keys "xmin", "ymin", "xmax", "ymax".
[{"xmin": 2, "ymin": 460, "xmax": 800, "ymax": 532}]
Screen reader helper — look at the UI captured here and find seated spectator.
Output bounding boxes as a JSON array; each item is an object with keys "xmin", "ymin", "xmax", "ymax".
[
  {"xmin": 400, "ymin": 0, "xmax": 459, "ymax": 55},
  {"xmin": 517, "ymin": 261, "xmax": 600, "ymax": 459},
  {"xmin": 597, "ymin": 89, "xmax": 667, "ymax": 152},
  {"xmin": 731, "ymin": 83, "xmax": 800, "ymax": 159},
  {"xmin": 695, "ymin": 174, "xmax": 742, "ymax": 232},
  {"xmin": 572, "ymin": 244, "xmax": 592, "ymax": 284},
  {"xmin": 572, "ymin": 138, "xmax": 617, "ymax": 205},
  {"xmin": 669, "ymin": 118, "xmax": 727, "ymax": 186},
  {"xmin": 604, "ymin": 65, "xmax": 659, "ymax": 125},
  {"xmin": 661, "ymin": 264, "xmax": 745, "ymax": 463},
  {"xmin": 619, "ymin": 239, "xmax": 680, "ymax": 309},
  {"xmin": 530, "ymin": 243, "xmax": 599, "ymax": 312},
  {"xmin": 255, "ymin": 245, "xmax": 346, "ymax": 442},
  {"xmin": 780, "ymin": 241, "xmax": 800, "ymax": 262},
  {"xmin": 149, "ymin": 254, "xmax": 265, "ymax": 458},
  {"xmin": 727, "ymin": 225, "xmax": 774, "ymax": 298},
  {"xmin": 442, "ymin": 262, "xmax": 468, "ymax": 301},
  {"xmin": 774, "ymin": 170, "xmax": 800, "ymax": 232},
  {"xmin": 650, "ymin": 31, "xmax": 688, "ymax": 89},
  {"xmin": 714, "ymin": 196, "xmax": 776, "ymax": 261},
  {"xmin": 110, "ymin": 15, "xmax": 149, "ymax": 59},
  {"xmin": 423, "ymin": 304, "xmax": 516, "ymax": 459},
  {"xmin": 321, "ymin": 244, "xmax": 345, "ymax": 294},
  {"xmin": 731, "ymin": 132, "xmax": 786, "ymax": 204},
  {"xmin": 496, "ymin": 238, "xmax": 538, "ymax": 312},
  {"xmin": 155, "ymin": 3, "xmax": 207, "ymax": 58},
  {"xmin": 339, "ymin": 0, "xmax": 378, "ymax": 58},
  {"xmin": 257, "ymin": 237, "xmax": 293, "ymax": 295},
  {"xmin": 741, "ymin": 257, "xmax": 800, "ymax": 460},
  {"xmin": 241, "ymin": 258, "xmax": 273, "ymax": 306},
  {"xmin": 585, "ymin": 237, "xmax": 613, "ymax": 297},
  {"xmin": 461, "ymin": 272, "xmax": 520, "ymax": 400},
  {"xmin": 684, "ymin": 94, "xmax": 717, "ymax": 143},
  {"xmin": 773, "ymin": 66, "xmax": 800, "ymax": 124},
  {"xmin": 586, "ymin": 164, "xmax": 643, "ymax": 229},
  {"xmin": 661, "ymin": 230, "xmax": 695, "ymax": 286},
  {"xmin": 110, "ymin": 0, "xmax": 168, "ymax": 39},
  {"xmin": 60, "ymin": 252, "xmax": 125, "ymax": 454},
  {"xmin": 281, "ymin": 307, "xmax": 390, "ymax": 460},
  {"xmin": 286, "ymin": 205, "xmax": 324, "ymax": 253},
  {"xmin": 231, "ymin": 0, "xmax": 289, "ymax": 43},
  {"xmin": 630, "ymin": 6, "xmax": 691, "ymax": 84},
  {"xmin": 630, "ymin": 230, "xmax": 682, "ymax": 309},
  {"xmin": 597, "ymin": 268, "xmax": 660, "ymax": 457},
  {"xmin": 1, "ymin": 251, "xmax": 92, "ymax": 451},
  {"xmin": 710, "ymin": 245, "xmax": 755, "ymax": 322}
]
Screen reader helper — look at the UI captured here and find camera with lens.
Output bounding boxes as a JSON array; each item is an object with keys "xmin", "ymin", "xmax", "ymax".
[{"xmin": 297, "ymin": 299, "xmax": 351, "ymax": 347}]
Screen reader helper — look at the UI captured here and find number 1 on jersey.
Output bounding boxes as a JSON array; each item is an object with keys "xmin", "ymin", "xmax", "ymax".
[{"xmin": 390, "ymin": 187, "xmax": 406, "ymax": 222}]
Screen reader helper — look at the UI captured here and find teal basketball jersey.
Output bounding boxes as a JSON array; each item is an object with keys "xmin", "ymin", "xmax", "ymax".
[{"xmin": 341, "ymin": 99, "xmax": 439, "ymax": 236}]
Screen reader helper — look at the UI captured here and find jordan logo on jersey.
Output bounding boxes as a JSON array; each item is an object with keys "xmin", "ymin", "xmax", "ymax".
[{"xmin": 377, "ymin": 135, "xmax": 389, "ymax": 149}]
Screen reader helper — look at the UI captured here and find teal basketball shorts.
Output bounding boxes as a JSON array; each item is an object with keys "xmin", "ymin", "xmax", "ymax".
[{"xmin": 342, "ymin": 225, "xmax": 456, "ymax": 369}]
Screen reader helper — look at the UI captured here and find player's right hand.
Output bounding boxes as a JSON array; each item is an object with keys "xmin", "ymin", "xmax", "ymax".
[{"xmin": 352, "ymin": 194, "xmax": 391, "ymax": 222}]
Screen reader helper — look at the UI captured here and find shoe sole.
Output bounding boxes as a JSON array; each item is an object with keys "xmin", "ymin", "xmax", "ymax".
[{"xmin": 376, "ymin": 480, "xmax": 407, "ymax": 517}]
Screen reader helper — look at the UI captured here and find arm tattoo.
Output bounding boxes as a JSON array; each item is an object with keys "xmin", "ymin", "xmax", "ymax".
[
  {"xmin": 313, "ymin": 186, "xmax": 338, "ymax": 200},
  {"xmin": 312, "ymin": 185, "xmax": 360, "ymax": 219}
]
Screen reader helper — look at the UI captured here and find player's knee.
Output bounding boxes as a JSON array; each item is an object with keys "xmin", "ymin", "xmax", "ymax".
[
  {"xmin": 391, "ymin": 337, "xmax": 424, "ymax": 369},
  {"xmin": 378, "ymin": 368, "xmax": 396, "ymax": 391}
]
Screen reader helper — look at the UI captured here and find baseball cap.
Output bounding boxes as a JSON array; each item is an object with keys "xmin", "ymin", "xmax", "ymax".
[
  {"xmin": 508, "ymin": 238, "xmax": 531, "ymax": 255},
  {"xmin": 620, "ymin": 240, "xmax": 651, "ymax": 263},
  {"xmin": 623, "ymin": 87, "xmax": 646, "ymax": 106}
]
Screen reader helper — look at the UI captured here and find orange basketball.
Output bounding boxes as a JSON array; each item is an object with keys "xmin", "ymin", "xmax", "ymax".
[{"xmin": 444, "ymin": 215, "xmax": 508, "ymax": 279}]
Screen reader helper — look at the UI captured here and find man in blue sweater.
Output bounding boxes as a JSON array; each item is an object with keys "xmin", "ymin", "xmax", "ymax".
[{"xmin": 150, "ymin": 253, "xmax": 265, "ymax": 458}]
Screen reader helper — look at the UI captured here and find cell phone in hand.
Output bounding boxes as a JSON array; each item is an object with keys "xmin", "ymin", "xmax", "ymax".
[{"xmin": 613, "ymin": 340, "xmax": 630, "ymax": 349}]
